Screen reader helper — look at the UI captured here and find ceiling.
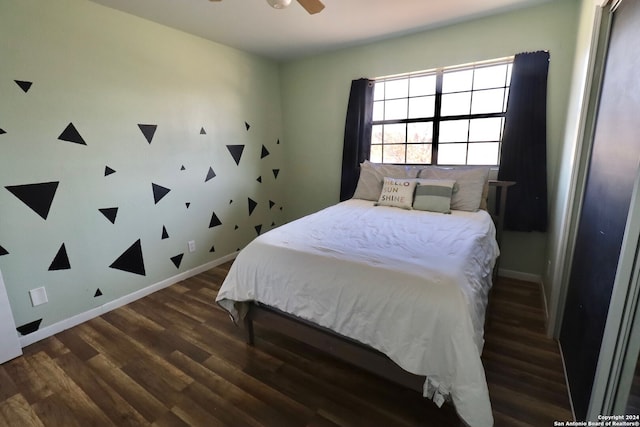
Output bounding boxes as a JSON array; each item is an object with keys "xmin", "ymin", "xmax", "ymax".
[{"xmin": 90, "ymin": 0, "xmax": 552, "ymax": 61}]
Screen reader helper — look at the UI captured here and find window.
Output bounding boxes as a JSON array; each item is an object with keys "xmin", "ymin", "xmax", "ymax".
[{"xmin": 370, "ymin": 57, "xmax": 513, "ymax": 165}]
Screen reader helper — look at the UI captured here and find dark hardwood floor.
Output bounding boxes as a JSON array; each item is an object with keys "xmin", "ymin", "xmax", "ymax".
[{"xmin": 0, "ymin": 262, "xmax": 573, "ymax": 426}]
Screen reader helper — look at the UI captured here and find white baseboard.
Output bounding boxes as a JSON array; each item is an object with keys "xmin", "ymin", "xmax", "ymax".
[
  {"xmin": 498, "ymin": 268, "xmax": 543, "ymax": 284},
  {"xmin": 540, "ymin": 277, "xmax": 550, "ymax": 324},
  {"xmin": 558, "ymin": 341, "xmax": 576, "ymax": 421},
  {"xmin": 19, "ymin": 252, "xmax": 238, "ymax": 348},
  {"xmin": 498, "ymin": 268, "xmax": 550, "ymax": 324}
]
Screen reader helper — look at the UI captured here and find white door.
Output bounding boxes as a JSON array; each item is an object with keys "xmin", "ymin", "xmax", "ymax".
[{"xmin": 0, "ymin": 269, "xmax": 22, "ymax": 363}]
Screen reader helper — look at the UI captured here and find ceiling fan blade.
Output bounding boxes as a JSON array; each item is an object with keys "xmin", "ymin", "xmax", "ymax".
[{"xmin": 296, "ymin": 0, "xmax": 325, "ymax": 14}]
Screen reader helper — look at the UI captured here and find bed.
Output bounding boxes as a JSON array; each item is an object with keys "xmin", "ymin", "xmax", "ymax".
[{"xmin": 216, "ymin": 163, "xmax": 513, "ymax": 427}]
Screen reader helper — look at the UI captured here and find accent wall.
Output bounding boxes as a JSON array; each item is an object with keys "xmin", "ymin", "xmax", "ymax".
[{"xmin": 0, "ymin": 0, "xmax": 284, "ymax": 338}]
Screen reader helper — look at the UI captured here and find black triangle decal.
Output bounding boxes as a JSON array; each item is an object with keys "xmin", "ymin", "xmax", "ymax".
[
  {"xmin": 256, "ymin": 176, "xmax": 262, "ymax": 183},
  {"xmin": 15, "ymin": 80, "xmax": 33, "ymax": 93},
  {"xmin": 94, "ymin": 289, "xmax": 103, "ymax": 297},
  {"xmin": 261, "ymin": 145, "xmax": 270, "ymax": 159},
  {"xmin": 269, "ymin": 200, "xmax": 276, "ymax": 209},
  {"xmin": 16, "ymin": 319, "xmax": 42, "ymax": 336},
  {"xmin": 209, "ymin": 245, "xmax": 215, "ymax": 253},
  {"xmin": 49, "ymin": 243, "xmax": 71, "ymax": 271},
  {"xmin": 245, "ymin": 122, "xmax": 250, "ymax": 131},
  {"xmin": 200, "ymin": 127, "xmax": 206, "ymax": 135},
  {"xmin": 248, "ymin": 198, "xmax": 257, "ymax": 216},
  {"xmin": 209, "ymin": 211, "xmax": 222, "ymax": 228},
  {"xmin": 152, "ymin": 183, "xmax": 171, "ymax": 204},
  {"xmin": 99, "ymin": 207, "xmax": 118, "ymax": 224},
  {"xmin": 255, "ymin": 225, "xmax": 263, "ymax": 235},
  {"xmin": 180, "ymin": 165, "xmax": 186, "ymax": 171},
  {"xmin": 271, "ymin": 221, "xmax": 276, "ymax": 227},
  {"xmin": 272, "ymin": 169, "xmax": 280, "ymax": 179},
  {"xmin": 185, "ymin": 202, "xmax": 190, "ymax": 209},
  {"xmin": 138, "ymin": 124, "xmax": 157, "ymax": 144},
  {"xmin": 234, "ymin": 225, "xmax": 239, "ymax": 230},
  {"xmin": 0, "ymin": 128, "xmax": 6, "ymax": 135},
  {"xmin": 58, "ymin": 123, "xmax": 87, "ymax": 146},
  {"xmin": 205, "ymin": 167, "xmax": 216, "ymax": 182},
  {"xmin": 161, "ymin": 225, "xmax": 169, "ymax": 239},
  {"xmin": 0, "ymin": 245, "xmax": 8, "ymax": 256},
  {"xmin": 109, "ymin": 239, "xmax": 146, "ymax": 276},
  {"xmin": 277, "ymin": 139, "xmax": 280, "ymax": 145},
  {"xmin": 5, "ymin": 181, "xmax": 59, "ymax": 220},
  {"xmin": 171, "ymin": 254, "xmax": 184, "ymax": 268},
  {"xmin": 104, "ymin": 166, "xmax": 116, "ymax": 176},
  {"xmin": 226, "ymin": 145, "xmax": 245, "ymax": 166}
]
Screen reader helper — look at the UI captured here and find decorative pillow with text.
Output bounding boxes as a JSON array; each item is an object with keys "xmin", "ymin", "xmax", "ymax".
[{"xmin": 375, "ymin": 177, "xmax": 417, "ymax": 209}]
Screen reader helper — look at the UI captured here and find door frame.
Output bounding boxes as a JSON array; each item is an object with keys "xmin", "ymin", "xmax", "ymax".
[
  {"xmin": 585, "ymin": 0, "xmax": 640, "ymax": 418},
  {"xmin": 549, "ymin": 0, "xmax": 613, "ymax": 339},
  {"xmin": 0, "ymin": 269, "xmax": 22, "ymax": 364}
]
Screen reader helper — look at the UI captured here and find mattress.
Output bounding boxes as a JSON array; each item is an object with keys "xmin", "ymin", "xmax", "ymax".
[{"xmin": 216, "ymin": 199, "xmax": 500, "ymax": 427}]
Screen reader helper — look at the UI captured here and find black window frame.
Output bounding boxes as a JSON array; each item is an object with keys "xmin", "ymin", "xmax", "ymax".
[{"xmin": 370, "ymin": 57, "xmax": 514, "ymax": 166}]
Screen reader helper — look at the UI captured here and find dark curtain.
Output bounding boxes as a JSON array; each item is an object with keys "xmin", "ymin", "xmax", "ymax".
[
  {"xmin": 498, "ymin": 51, "xmax": 550, "ymax": 232},
  {"xmin": 340, "ymin": 78, "xmax": 374, "ymax": 201}
]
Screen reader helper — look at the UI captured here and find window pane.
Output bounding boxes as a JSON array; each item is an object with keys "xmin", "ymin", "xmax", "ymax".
[
  {"xmin": 407, "ymin": 122, "xmax": 433, "ymax": 143},
  {"xmin": 383, "ymin": 144, "xmax": 406, "ymax": 163},
  {"xmin": 409, "ymin": 75, "xmax": 436, "ymax": 96},
  {"xmin": 383, "ymin": 124, "xmax": 406, "ymax": 144},
  {"xmin": 439, "ymin": 119, "xmax": 469, "ymax": 143},
  {"xmin": 469, "ymin": 117, "xmax": 502, "ymax": 141},
  {"xmin": 473, "ymin": 64, "xmax": 508, "ymax": 90},
  {"xmin": 408, "ymin": 96, "xmax": 435, "ymax": 119},
  {"xmin": 438, "ymin": 143, "xmax": 467, "ymax": 165},
  {"xmin": 384, "ymin": 99, "xmax": 407, "ymax": 120},
  {"xmin": 370, "ymin": 145, "xmax": 382, "ymax": 163},
  {"xmin": 385, "ymin": 79, "xmax": 408, "ymax": 99},
  {"xmin": 407, "ymin": 144, "xmax": 432, "ymax": 163},
  {"xmin": 467, "ymin": 142, "xmax": 499, "ymax": 165},
  {"xmin": 442, "ymin": 69, "xmax": 473, "ymax": 93},
  {"xmin": 371, "ymin": 57, "xmax": 512, "ymax": 166},
  {"xmin": 441, "ymin": 92, "xmax": 471, "ymax": 116},
  {"xmin": 471, "ymin": 88, "xmax": 506, "ymax": 114},
  {"xmin": 372, "ymin": 124, "xmax": 383, "ymax": 144},
  {"xmin": 373, "ymin": 100, "xmax": 384, "ymax": 121},
  {"xmin": 373, "ymin": 81, "xmax": 385, "ymax": 101}
]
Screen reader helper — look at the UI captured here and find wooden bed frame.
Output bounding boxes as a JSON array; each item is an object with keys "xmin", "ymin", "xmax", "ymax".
[{"xmin": 242, "ymin": 180, "xmax": 514, "ymax": 395}]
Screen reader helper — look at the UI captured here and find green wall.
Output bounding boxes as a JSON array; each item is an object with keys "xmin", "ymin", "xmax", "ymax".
[
  {"xmin": 0, "ymin": 0, "xmax": 284, "ymax": 336},
  {"xmin": 0, "ymin": 0, "xmax": 584, "ymax": 339},
  {"xmin": 279, "ymin": 0, "xmax": 580, "ymax": 278}
]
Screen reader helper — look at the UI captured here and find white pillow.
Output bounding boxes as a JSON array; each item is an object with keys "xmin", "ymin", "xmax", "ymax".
[
  {"xmin": 413, "ymin": 179, "xmax": 456, "ymax": 214},
  {"xmin": 353, "ymin": 161, "xmax": 420, "ymax": 201},
  {"xmin": 418, "ymin": 166, "xmax": 490, "ymax": 212},
  {"xmin": 375, "ymin": 177, "xmax": 417, "ymax": 210}
]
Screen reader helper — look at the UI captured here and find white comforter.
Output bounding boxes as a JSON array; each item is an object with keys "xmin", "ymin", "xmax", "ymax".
[{"xmin": 216, "ymin": 199, "xmax": 499, "ymax": 427}]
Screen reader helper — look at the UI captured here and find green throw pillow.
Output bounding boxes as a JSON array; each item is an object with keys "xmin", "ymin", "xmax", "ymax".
[{"xmin": 413, "ymin": 179, "xmax": 456, "ymax": 214}]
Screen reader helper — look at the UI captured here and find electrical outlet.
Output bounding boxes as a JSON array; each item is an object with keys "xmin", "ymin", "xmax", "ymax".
[
  {"xmin": 29, "ymin": 287, "xmax": 48, "ymax": 307},
  {"xmin": 188, "ymin": 240, "xmax": 196, "ymax": 253}
]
